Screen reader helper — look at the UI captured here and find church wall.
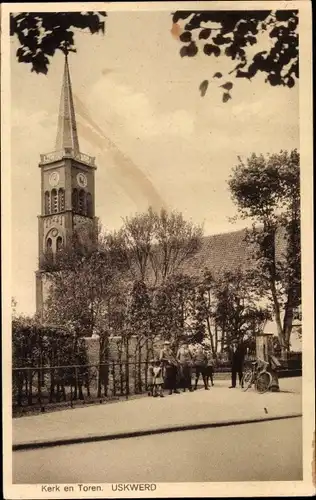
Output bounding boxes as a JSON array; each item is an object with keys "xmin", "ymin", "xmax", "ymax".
[{"xmin": 84, "ymin": 336, "xmax": 166, "ymax": 367}]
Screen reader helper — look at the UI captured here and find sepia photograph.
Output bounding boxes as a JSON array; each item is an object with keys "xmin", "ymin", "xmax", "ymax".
[{"xmin": 1, "ymin": 1, "xmax": 314, "ymax": 498}]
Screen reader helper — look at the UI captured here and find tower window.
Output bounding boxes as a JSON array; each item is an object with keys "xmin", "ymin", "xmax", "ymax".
[
  {"xmin": 86, "ymin": 193, "xmax": 93, "ymax": 217},
  {"xmin": 46, "ymin": 238, "xmax": 53, "ymax": 256},
  {"xmin": 72, "ymin": 188, "xmax": 78, "ymax": 212},
  {"xmin": 58, "ymin": 188, "xmax": 65, "ymax": 212},
  {"xmin": 79, "ymin": 189, "xmax": 86, "ymax": 215},
  {"xmin": 44, "ymin": 191, "xmax": 51, "ymax": 215},
  {"xmin": 56, "ymin": 236, "xmax": 63, "ymax": 252},
  {"xmin": 51, "ymin": 189, "xmax": 58, "ymax": 213}
]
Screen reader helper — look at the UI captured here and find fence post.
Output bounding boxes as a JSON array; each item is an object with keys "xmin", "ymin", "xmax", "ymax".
[
  {"xmin": 70, "ymin": 367, "xmax": 74, "ymax": 408},
  {"xmin": 75, "ymin": 366, "xmax": 78, "ymax": 401},
  {"xmin": 17, "ymin": 369, "xmax": 23, "ymax": 407},
  {"xmin": 112, "ymin": 361, "xmax": 116, "ymax": 397},
  {"xmin": 120, "ymin": 358, "xmax": 124, "ymax": 395},
  {"xmin": 140, "ymin": 344, "xmax": 143, "ymax": 393},
  {"xmin": 37, "ymin": 366, "xmax": 42, "ymax": 408},
  {"xmin": 27, "ymin": 368, "xmax": 33, "ymax": 406}
]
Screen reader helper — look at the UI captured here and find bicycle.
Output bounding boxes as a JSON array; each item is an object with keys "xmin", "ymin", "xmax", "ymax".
[{"xmin": 242, "ymin": 358, "xmax": 273, "ymax": 394}]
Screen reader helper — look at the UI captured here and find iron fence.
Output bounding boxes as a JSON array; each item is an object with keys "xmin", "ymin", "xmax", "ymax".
[
  {"xmin": 12, "ymin": 360, "xmax": 235, "ymax": 414},
  {"xmin": 12, "ymin": 359, "xmax": 151, "ymax": 415}
]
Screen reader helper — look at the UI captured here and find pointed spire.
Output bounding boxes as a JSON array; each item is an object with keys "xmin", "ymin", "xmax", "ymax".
[{"xmin": 55, "ymin": 53, "xmax": 80, "ymax": 154}]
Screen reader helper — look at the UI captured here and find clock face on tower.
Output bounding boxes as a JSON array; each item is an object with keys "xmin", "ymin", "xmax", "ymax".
[
  {"xmin": 49, "ymin": 171, "xmax": 60, "ymax": 187},
  {"xmin": 77, "ymin": 172, "xmax": 87, "ymax": 188}
]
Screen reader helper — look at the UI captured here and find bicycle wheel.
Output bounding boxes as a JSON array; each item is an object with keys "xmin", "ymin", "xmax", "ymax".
[
  {"xmin": 256, "ymin": 371, "xmax": 272, "ymax": 394},
  {"xmin": 242, "ymin": 369, "xmax": 253, "ymax": 391}
]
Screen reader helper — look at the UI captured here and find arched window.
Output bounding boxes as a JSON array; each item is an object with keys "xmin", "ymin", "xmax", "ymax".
[
  {"xmin": 58, "ymin": 188, "xmax": 65, "ymax": 212},
  {"xmin": 72, "ymin": 188, "xmax": 78, "ymax": 212},
  {"xmin": 56, "ymin": 236, "xmax": 63, "ymax": 252},
  {"xmin": 79, "ymin": 189, "xmax": 86, "ymax": 215},
  {"xmin": 86, "ymin": 193, "xmax": 93, "ymax": 217},
  {"xmin": 46, "ymin": 237, "xmax": 53, "ymax": 254},
  {"xmin": 44, "ymin": 191, "xmax": 50, "ymax": 215},
  {"xmin": 51, "ymin": 189, "xmax": 58, "ymax": 213}
]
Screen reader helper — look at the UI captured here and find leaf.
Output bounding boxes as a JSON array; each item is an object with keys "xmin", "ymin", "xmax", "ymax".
[
  {"xmin": 179, "ymin": 31, "xmax": 191, "ymax": 43},
  {"xmin": 220, "ymin": 81, "xmax": 233, "ymax": 91},
  {"xmin": 213, "ymin": 46, "xmax": 221, "ymax": 57},
  {"xmin": 199, "ymin": 28, "xmax": 212, "ymax": 40},
  {"xmin": 222, "ymin": 92, "xmax": 232, "ymax": 103},
  {"xmin": 213, "ymin": 72, "xmax": 223, "ymax": 78},
  {"xmin": 287, "ymin": 76, "xmax": 295, "ymax": 88},
  {"xmin": 199, "ymin": 80, "xmax": 209, "ymax": 97},
  {"xmin": 186, "ymin": 41, "xmax": 198, "ymax": 57},
  {"xmin": 180, "ymin": 45, "xmax": 188, "ymax": 58},
  {"xmin": 172, "ymin": 11, "xmax": 192, "ymax": 24},
  {"xmin": 203, "ymin": 44, "xmax": 221, "ymax": 57}
]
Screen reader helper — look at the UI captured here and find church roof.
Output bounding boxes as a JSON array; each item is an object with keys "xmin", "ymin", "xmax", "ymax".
[
  {"xmin": 140, "ymin": 226, "xmax": 287, "ymax": 284},
  {"xmin": 55, "ymin": 54, "xmax": 80, "ymax": 154},
  {"xmin": 180, "ymin": 228, "xmax": 256, "ymax": 278}
]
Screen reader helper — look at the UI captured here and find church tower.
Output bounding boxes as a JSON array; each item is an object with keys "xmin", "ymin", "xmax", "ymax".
[{"xmin": 36, "ymin": 54, "xmax": 97, "ymax": 319}]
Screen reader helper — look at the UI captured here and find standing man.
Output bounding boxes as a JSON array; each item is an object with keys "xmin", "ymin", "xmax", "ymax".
[
  {"xmin": 229, "ymin": 338, "xmax": 245, "ymax": 388},
  {"xmin": 160, "ymin": 340, "xmax": 180, "ymax": 395},
  {"xmin": 177, "ymin": 341, "xmax": 194, "ymax": 392},
  {"xmin": 193, "ymin": 343, "xmax": 209, "ymax": 390},
  {"xmin": 206, "ymin": 348, "xmax": 215, "ymax": 387}
]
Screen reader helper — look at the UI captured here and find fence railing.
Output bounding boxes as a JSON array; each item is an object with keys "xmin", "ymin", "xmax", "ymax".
[
  {"xmin": 12, "ymin": 359, "xmax": 235, "ymax": 413},
  {"xmin": 12, "ymin": 360, "xmax": 151, "ymax": 414}
]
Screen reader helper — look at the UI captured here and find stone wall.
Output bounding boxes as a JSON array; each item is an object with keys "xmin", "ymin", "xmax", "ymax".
[{"xmin": 84, "ymin": 335, "xmax": 165, "ymax": 366}]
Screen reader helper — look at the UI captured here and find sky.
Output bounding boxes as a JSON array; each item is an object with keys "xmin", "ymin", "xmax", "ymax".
[{"xmin": 10, "ymin": 10, "xmax": 299, "ymax": 315}]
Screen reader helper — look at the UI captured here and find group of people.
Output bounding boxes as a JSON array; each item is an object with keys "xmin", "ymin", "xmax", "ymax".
[
  {"xmin": 147, "ymin": 340, "xmax": 215, "ymax": 398},
  {"xmin": 147, "ymin": 338, "xmax": 246, "ymax": 397}
]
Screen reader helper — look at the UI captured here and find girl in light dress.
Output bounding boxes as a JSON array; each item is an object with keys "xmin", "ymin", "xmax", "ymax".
[{"xmin": 152, "ymin": 360, "xmax": 164, "ymax": 398}]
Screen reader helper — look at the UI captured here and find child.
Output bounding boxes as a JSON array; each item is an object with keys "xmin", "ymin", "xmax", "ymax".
[
  {"xmin": 147, "ymin": 359, "xmax": 155, "ymax": 396},
  {"xmin": 152, "ymin": 360, "xmax": 164, "ymax": 398}
]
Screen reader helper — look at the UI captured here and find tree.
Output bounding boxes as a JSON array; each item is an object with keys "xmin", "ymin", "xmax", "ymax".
[
  {"xmin": 10, "ymin": 12, "xmax": 106, "ymax": 74},
  {"xmin": 228, "ymin": 149, "xmax": 300, "ymax": 355},
  {"xmin": 127, "ymin": 280, "xmax": 153, "ymax": 392},
  {"xmin": 43, "ymin": 226, "xmax": 126, "ymax": 335},
  {"xmin": 193, "ymin": 268, "xmax": 271, "ymax": 355},
  {"xmin": 213, "ymin": 269, "xmax": 271, "ymax": 349},
  {"xmin": 11, "ymin": 317, "xmax": 89, "ymax": 406},
  {"xmin": 153, "ymin": 273, "xmax": 197, "ymax": 348},
  {"xmin": 118, "ymin": 207, "xmax": 203, "ymax": 286},
  {"xmin": 151, "ymin": 208, "xmax": 203, "ymax": 284},
  {"xmin": 43, "ymin": 226, "xmax": 128, "ymax": 397},
  {"xmin": 11, "ymin": 10, "xmax": 298, "ymax": 104},
  {"xmin": 172, "ymin": 10, "xmax": 298, "ymax": 100},
  {"xmin": 117, "ymin": 208, "xmax": 156, "ymax": 282}
]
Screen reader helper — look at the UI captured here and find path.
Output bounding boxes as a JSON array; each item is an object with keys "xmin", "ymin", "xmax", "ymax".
[{"xmin": 13, "ymin": 377, "xmax": 302, "ymax": 450}]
